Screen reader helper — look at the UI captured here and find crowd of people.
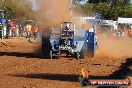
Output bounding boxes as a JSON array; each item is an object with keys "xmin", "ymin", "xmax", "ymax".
[
  {"xmin": 98, "ymin": 24, "xmax": 132, "ymax": 40},
  {"xmin": 0, "ymin": 19, "xmax": 40, "ymax": 41}
]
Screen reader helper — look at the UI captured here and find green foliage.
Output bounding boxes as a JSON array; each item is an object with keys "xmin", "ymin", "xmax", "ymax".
[
  {"xmin": 0, "ymin": 0, "xmax": 33, "ymax": 22},
  {"xmin": 82, "ymin": 3, "xmax": 95, "ymax": 16},
  {"xmin": 115, "ymin": 0, "xmax": 131, "ymax": 6},
  {"xmin": 82, "ymin": 0, "xmax": 132, "ymax": 20}
]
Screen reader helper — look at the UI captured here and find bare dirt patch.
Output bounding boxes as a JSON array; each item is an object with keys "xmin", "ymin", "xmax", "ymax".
[{"xmin": 0, "ymin": 38, "xmax": 131, "ymax": 88}]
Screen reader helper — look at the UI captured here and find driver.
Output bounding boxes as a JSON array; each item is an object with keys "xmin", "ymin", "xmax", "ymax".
[{"xmin": 65, "ymin": 23, "xmax": 71, "ymax": 31}]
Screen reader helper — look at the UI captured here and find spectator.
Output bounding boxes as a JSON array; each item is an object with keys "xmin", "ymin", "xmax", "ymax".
[
  {"xmin": 11, "ymin": 23, "xmax": 16, "ymax": 38},
  {"xmin": 33, "ymin": 24, "xmax": 40, "ymax": 41},
  {"xmin": 2, "ymin": 24, "xmax": 6, "ymax": 38},
  {"xmin": 22, "ymin": 25, "xmax": 25, "ymax": 32},
  {"xmin": 16, "ymin": 24, "xmax": 19, "ymax": 37},
  {"xmin": 89, "ymin": 26, "xmax": 95, "ymax": 32},
  {"xmin": 124, "ymin": 28, "xmax": 128, "ymax": 37},
  {"xmin": 111, "ymin": 33, "xmax": 117, "ymax": 40},
  {"xmin": 19, "ymin": 25, "xmax": 23, "ymax": 36},
  {"xmin": 95, "ymin": 35, "xmax": 98, "ymax": 49},
  {"xmin": 118, "ymin": 30, "xmax": 121, "ymax": 37},
  {"xmin": 26, "ymin": 24, "xmax": 32, "ymax": 40},
  {"xmin": 6, "ymin": 20, "xmax": 12, "ymax": 38},
  {"xmin": 130, "ymin": 24, "xmax": 132, "ymax": 29},
  {"xmin": 20, "ymin": 24, "xmax": 26, "ymax": 37},
  {"xmin": 0, "ymin": 23, "xmax": 3, "ymax": 39},
  {"xmin": 121, "ymin": 30, "xmax": 125, "ymax": 37}
]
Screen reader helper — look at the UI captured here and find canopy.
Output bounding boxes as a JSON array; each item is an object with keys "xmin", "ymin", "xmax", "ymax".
[{"xmin": 118, "ymin": 17, "xmax": 132, "ymax": 24}]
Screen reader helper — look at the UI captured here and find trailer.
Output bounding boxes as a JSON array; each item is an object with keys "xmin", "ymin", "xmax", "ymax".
[{"xmin": 42, "ymin": 22, "xmax": 96, "ymax": 59}]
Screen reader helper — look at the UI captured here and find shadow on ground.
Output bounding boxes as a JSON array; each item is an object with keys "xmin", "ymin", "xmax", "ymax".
[
  {"xmin": 8, "ymin": 73, "xmax": 79, "ymax": 82},
  {"xmin": 0, "ymin": 52, "xmax": 43, "ymax": 58},
  {"xmin": 7, "ymin": 73, "xmax": 122, "ymax": 83},
  {"xmin": 97, "ymin": 58, "xmax": 132, "ymax": 88},
  {"xmin": 0, "ymin": 51, "xmax": 77, "ymax": 60},
  {"xmin": 0, "ymin": 51, "xmax": 57, "ymax": 59},
  {"xmin": 6, "ymin": 58, "xmax": 131, "ymax": 88}
]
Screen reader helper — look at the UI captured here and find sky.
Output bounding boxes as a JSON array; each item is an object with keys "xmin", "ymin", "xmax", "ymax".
[
  {"xmin": 27, "ymin": 0, "xmax": 39, "ymax": 11},
  {"xmin": 31, "ymin": 0, "xmax": 39, "ymax": 11}
]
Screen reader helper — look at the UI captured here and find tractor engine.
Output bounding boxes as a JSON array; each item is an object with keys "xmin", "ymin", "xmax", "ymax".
[{"xmin": 58, "ymin": 29, "xmax": 75, "ymax": 53}]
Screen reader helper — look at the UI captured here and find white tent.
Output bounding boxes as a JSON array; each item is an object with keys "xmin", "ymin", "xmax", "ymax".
[{"xmin": 118, "ymin": 17, "xmax": 132, "ymax": 24}]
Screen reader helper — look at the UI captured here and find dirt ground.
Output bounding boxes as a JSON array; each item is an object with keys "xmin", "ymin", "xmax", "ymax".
[{"xmin": 0, "ymin": 38, "xmax": 131, "ymax": 88}]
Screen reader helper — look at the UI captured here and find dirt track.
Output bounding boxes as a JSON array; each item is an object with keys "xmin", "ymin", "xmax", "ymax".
[{"xmin": 0, "ymin": 38, "xmax": 131, "ymax": 88}]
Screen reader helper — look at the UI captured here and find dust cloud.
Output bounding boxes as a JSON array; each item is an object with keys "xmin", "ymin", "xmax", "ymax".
[
  {"xmin": 35, "ymin": 0, "xmax": 72, "ymax": 29},
  {"xmin": 96, "ymin": 34, "xmax": 132, "ymax": 59},
  {"xmin": 33, "ymin": 0, "xmax": 89, "ymax": 30},
  {"xmin": 33, "ymin": 0, "xmax": 132, "ymax": 59}
]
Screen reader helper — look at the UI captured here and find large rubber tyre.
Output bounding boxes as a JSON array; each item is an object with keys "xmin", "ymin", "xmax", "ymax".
[
  {"xmin": 85, "ymin": 43, "xmax": 88, "ymax": 56},
  {"xmin": 87, "ymin": 43, "xmax": 94, "ymax": 58},
  {"xmin": 76, "ymin": 44, "xmax": 86, "ymax": 60},
  {"xmin": 42, "ymin": 33, "xmax": 51, "ymax": 58},
  {"xmin": 76, "ymin": 51, "xmax": 80, "ymax": 60},
  {"xmin": 80, "ymin": 44, "xmax": 86, "ymax": 59},
  {"xmin": 42, "ymin": 35, "xmax": 50, "ymax": 51},
  {"xmin": 50, "ymin": 50, "xmax": 53, "ymax": 59}
]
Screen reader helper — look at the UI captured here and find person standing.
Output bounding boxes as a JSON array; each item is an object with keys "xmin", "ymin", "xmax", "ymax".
[
  {"xmin": 3, "ymin": 24, "xmax": 7, "ymax": 38},
  {"xmin": 19, "ymin": 25, "xmax": 23, "ymax": 36},
  {"xmin": 95, "ymin": 35, "xmax": 98, "ymax": 49},
  {"xmin": 20, "ymin": 24, "xmax": 26, "ymax": 37},
  {"xmin": 1, "ymin": 18, "xmax": 7, "ymax": 38},
  {"xmin": 6, "ymin": 20, "xmax": 12, "ymax": 38},
  {"xmin": 11, "ymin": 23, "xmax": 16, "ymax": 38},
  {"xmin": 16, "ymin": 24, "xmax": 19, "ymax": 37},
  {"xmin": 2, "ymin": 23, "xmax": 4, "ymax": 39},
  {"xmin": 0, "ymin": 23, "xmax": 3, "ymax": 39},
  {"xmin": 26, "ymin": 24, "xmax": 32, "ymax": 40},
  {"xmin": 33, "ymin": 24, "xmax": 40, "ymax": 41},
  {"xmin": 7, "ymin": 19, "xmax": 13, "ymax": 37}
]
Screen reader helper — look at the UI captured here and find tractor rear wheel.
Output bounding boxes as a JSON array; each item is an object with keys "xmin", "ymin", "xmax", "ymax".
[
  {"xmin": 76, "ymin": 51, "xmax": 80, "ymax": 60},
  {"xmin": 80, "ymin": 44, "xmax": 86, "ymax": 59},
  {"xmin": 76, "ymin": 44, "xmax": 86, "ymax": 60},
  {"xmin": 42, "ymin": 33, "xmax": 51, "ymax": 58}
]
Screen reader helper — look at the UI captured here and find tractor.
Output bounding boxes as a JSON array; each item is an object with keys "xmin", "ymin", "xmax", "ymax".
[{"xmin": 42, "ymin": 22, "xmax": 96, "ymax": 59}]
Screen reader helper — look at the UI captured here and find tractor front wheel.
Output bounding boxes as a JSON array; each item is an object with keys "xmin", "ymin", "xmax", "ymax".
[
  {"xmin": 50, "ymin": 50, "xmax": 53, "ymax": 59},
  {"xmin": 80, "ymin": 44, "xmax": 86, "ymax": 59},
  {"xmin": 76, "ymin": 51, "xmax": 80, "ymax": 60}
]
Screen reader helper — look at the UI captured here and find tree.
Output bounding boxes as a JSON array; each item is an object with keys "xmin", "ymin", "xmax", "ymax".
[
  {"xmin": 0, "ymin": 0, "xmax": 34, "ymax": 23},
  {"xmin": 88, "ymin": 0, "xmax": 100, "ymax": 3},
  {"xmin": 82, "ymin": 0, "xmax": 132, "ymax": 20}
]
